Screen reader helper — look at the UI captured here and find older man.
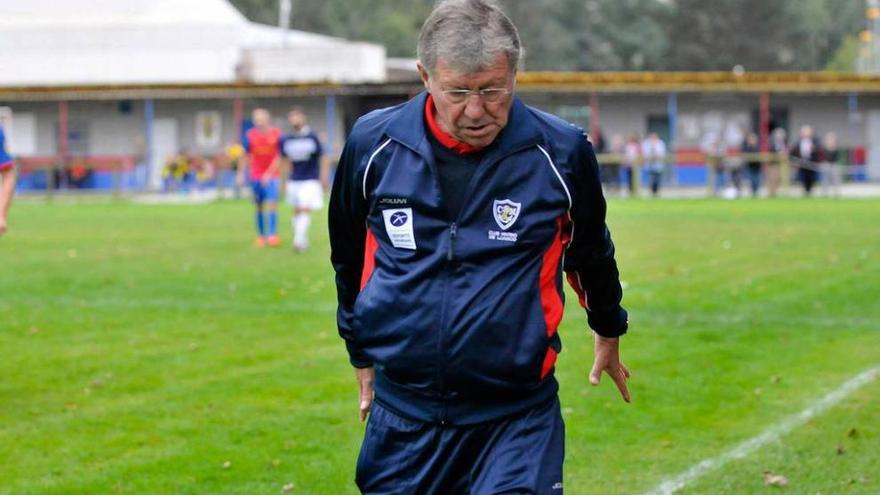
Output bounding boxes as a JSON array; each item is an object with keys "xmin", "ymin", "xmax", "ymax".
[{"xmin": 329, "ymin": 0, "xmax": 629, "ymax": 492}]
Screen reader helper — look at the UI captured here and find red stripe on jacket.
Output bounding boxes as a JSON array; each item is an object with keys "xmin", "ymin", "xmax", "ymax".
[
  {"xmin": 360, "ymin": 229, "xmax": 378, "ymax": 290},
  {"xmin": 566, "ymin": 272, "xmax": 589, "ymax": 310},
  {"xmin": 539, "ymin": 216, "xmax": 571, "ymax": 379},
  {"xmin": 565, "ymin": 215, "xmax": 588, "ymax": 310}
]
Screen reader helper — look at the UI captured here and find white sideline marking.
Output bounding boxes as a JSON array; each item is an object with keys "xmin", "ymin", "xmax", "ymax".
[{"xmin": 644, "ymin": 366, "xmax": 880, "ymax": 495}]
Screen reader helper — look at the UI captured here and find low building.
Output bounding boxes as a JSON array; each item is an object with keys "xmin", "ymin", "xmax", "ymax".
[
  {"xmin": 1, "ymin": 1, "xmax": 879, "ymax": 191},
  {"xmin": 0, "ymin": 0, "xmax": 384, "ymax": 190}
]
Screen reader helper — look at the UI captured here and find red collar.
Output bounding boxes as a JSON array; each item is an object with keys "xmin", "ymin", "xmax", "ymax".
[{"xmin": 425, "ymin": 95, "xmax": 484, "ymax": 155}]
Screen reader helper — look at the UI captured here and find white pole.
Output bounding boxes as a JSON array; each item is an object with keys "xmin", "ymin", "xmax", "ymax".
[{"xmin": 279, "ymin": 0, "xmax": 292, "ymax": 47}]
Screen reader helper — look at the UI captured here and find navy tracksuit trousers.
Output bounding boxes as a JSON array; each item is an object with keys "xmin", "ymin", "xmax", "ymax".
[{"xmin": 355, "ymin": 397, "xmax": 565, "ymax": 495}]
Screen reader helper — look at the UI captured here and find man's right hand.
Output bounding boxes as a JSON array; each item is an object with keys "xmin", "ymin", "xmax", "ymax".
[
  {"xmin": 0, "ymin": 217, "xmax": 7, "ymax": 237},
  {"xmin": 589, "ymin": 333, "xmax": 631, "ymax": 403},
  {"xmin": 355, "ymin": 366, "xmax": 375, "ymax": 422}
]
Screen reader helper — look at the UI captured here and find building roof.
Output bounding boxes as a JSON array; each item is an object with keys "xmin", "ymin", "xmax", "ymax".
[
  {"xmin": 516, "ymin": 71, "xmax": 880, "ymax": 93},
  {"xmin": 4, "ymin": 71, "xmax": 880, "ymax": 102},
  {"xmin": 0, "ymin": 0, "xmax": 246, "ymax": 25},
  {"xmin": 0, "ymin": 0, "xmax": 385, "ymax": 86}
]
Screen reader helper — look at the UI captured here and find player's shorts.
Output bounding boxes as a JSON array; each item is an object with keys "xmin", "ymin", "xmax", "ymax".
[
  {"xmin": 285, "ymin": 179, "xmax": 323, "ymax": 210},
  {"xmin": 0, "ymin": 160, "xmax": 14, "ymax": 172},
  {"xmin": 356, "ymin": 397, "xmax": 565, "ymax": 494},
  {"xmin": 250, "ymin": 178, "xmax": 279, "ymax": 204}
]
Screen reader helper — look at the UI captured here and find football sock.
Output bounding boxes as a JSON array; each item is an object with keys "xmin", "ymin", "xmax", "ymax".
[
  {"xmin": 255, "ymin": 210, "xmax": 265, "ymax": 236},
  {"xmin": 268, "ymin": 210, "xmax": 278, "ymax": 236},
  {"xmin": 294, "ymin": 212, "xmax": 311, "ymax": 248}
]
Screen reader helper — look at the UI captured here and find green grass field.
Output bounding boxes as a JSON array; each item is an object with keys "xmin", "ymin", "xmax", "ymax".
[{"xmin": 1, "ymin": 197, "xmax": 878, "ymax": 495}]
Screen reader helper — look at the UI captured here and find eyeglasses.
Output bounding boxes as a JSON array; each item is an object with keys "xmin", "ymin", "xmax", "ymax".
[{"xmin": 440, "ymin": 87, "xmax": 512, "ymax": 104}]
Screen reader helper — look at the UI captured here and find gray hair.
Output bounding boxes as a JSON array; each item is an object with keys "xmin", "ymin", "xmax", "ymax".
[{"xmin": 417, "ymin": 0, "xmax": 521, "ymax": 76}]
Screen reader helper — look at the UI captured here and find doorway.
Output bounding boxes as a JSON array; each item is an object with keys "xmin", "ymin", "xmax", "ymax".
[{"xmin": 150, "ymin": 118, "xmax": 178, "ymax": 190}]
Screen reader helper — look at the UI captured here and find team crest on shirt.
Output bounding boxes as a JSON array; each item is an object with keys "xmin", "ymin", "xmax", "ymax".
[
  {"xmin": 493, "ymin": 199, "xmax": 521, "ymax": 230},
  {"xmin": 488, "ymin": 199, "xmax": 521, "ymax": 243}
]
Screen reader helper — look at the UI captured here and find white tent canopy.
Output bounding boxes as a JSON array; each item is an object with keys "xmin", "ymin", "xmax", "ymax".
[{"xmin": 0, "ymin": 0, "xmax": 386, "ymax": 86}]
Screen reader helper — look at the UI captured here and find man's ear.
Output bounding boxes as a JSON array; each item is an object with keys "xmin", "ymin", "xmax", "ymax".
[{"xmin": 417, "ymin": 63, "xmax": 431, "ymax": 93}]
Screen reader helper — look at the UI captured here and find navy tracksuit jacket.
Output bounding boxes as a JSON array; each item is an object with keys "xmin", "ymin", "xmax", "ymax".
[{"xmin": 329, "ymin": 92, "xmax": 627, "ymax": 426}]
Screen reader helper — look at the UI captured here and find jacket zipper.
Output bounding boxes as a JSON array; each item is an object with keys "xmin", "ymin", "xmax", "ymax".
[
  {"xmin": 385, "ymin": 137, "xmax": 541, "ymax": 424},
  {"xmin": 447, "ymin": 222, "xmax": 458, "ymax": 261}
]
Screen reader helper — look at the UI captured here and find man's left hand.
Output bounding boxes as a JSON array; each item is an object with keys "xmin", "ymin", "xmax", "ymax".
[
  {"xmin": 355, "ymin": 366, "xmax": 375, "ymax": 422},
  {"xmin": 589, "ymin": 333, "xmax": 631, "ymax": 403}
]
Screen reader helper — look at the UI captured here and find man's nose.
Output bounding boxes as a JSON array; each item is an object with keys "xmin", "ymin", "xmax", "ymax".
[{"xmin": 463, "ymin": 95, "xmax": 486, "ymax": 120}]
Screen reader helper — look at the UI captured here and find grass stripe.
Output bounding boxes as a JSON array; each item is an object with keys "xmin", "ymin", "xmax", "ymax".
[{"xmin": 643, "ymin": 366, "xmax": 880, "ymax": 495}]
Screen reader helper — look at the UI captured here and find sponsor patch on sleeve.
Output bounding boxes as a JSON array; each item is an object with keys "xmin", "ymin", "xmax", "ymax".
[{"xmin": 382, "ymin": 208, "xmax": 417, "ymax": 250}]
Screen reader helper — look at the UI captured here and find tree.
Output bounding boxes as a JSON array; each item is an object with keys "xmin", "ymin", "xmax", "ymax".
[
  {"xmin": 501, "ymin": 0, "xmax": 672, "ymax": 71},
  {"xmin": 228, "ymin": 0, "xmax": 864, "ymax": 72},
  {"xmin": 826, "ymin": 35, "xmax": 859, "ymax": 72},
  {"xmin": 229, "ymin": 0, "xmax": 433, "ymax": 57},
  {"xmin": 783, "ymin": 0, "xmax": 863, "ymax": 70},
  {"xmin": 666, "ymin": 0, "xmax": 794, "ymax": 71},
  {"xmin": 665, "ymin": 0, "xmax": 863, "ymax": 71}
]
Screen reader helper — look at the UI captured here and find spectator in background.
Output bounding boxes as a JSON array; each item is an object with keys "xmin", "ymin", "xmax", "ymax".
[
  {"xmin": 606, "ymin": 133, "xmax": 624, "ymax": 195},
  {"xmin": 821, "ymin": 131, "xmax": 842, "ymax": 198},
  {"xmin": 723, "ymin": 124, "xmax": 745, "ymax": 198},
  {"xmin": 789, "ymin": 125, "xmax": 821, "ymax": 197},
  {"xmin": 767, "ymin": 127, "xmax": 787, "ymax": 197},
  {"xmin": 622, "ymin": 133, "xmax": 641, "ymax": 196},
  {"xmin": 591, "ymin": 129, "xmax": 611, "ymax": 189},
  {"xmin": 591, "ymin": 127, "xmax": 606, "ymax": 154},
  {"xmin": 193, "ymin": 156, "xmax": 215, "ymax": 193},
  {"xmin": 701, "ymin": 129, "xmax": 725, "ymax": 194},
  {"xmin": 742, "ymin": 132, "xmax": 762, "ymax": 197},
  {"xmin": 67, "ymin": 158, "xmax": 91, "ymax": 189},
  {"xmin": 225, "ymin": 142, "xmax": 246, "ymax": 198},
  {"xmin": 0, "ymin": 115, "xmax": 16, "ymax": 237},
  {"xmin": 641, "ymin": 132, "xmax": 666, "ymax": 197},
  {"xmin": 162, "ymin": 149, "xmax": 192, "ymax": 193}
]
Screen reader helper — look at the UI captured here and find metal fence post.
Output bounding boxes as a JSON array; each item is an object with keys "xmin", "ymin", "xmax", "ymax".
[
  {"xmin": 706, "ymin": 156, "xmax": 717, "ymax": 196},
  {"xmin": 780, "ymin": 154, "xmax": 791, "ymax": 191},
  {"xmin": 46, "ymin": 163, "xmax": 55, "ymax": 202}
]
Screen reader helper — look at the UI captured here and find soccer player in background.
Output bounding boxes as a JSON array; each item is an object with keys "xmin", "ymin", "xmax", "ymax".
[
  {"xmin": 238, "ymin": 108, "xmax": 282, "ymax": 247},
  {"xmin": 0, "ymin": 115, "xmax": 16, "ymax": 237},
  {"xmin": 279, "ymin": 107, "xmax": 328, "ymax": 252}
]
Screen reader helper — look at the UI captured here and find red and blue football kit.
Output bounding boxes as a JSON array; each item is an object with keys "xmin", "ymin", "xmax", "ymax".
[
  {"xmin": 244, "ymin": 126, "xmax": 281, "ymax": 240},
  {"xmin": 245, "ymin": 127, "xmax": 281, "ymax": 181},
  {"xmin": 0, "ymin": 126, "xmax": 14, "ymax": 172}
]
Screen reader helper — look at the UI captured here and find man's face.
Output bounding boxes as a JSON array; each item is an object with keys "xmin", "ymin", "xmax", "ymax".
[
  {"xmin": 419, "ymin": 54, "xmax": 515, "ymax": 148},
  {"xmin": 800, "ymin": 126, "xmax": 814, "ymax": 140},
  {"xmin": 252, "ymin": 109, "xmax": 270, "ymax": 129},
  {"xmin": 288, "ymin": 111, "xmax": 305, "ymax": 130}
]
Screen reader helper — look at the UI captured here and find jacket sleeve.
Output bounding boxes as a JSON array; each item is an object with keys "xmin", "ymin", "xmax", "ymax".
[
  {"xmin": 563, "ymin": 136, "xmax": 629, "ymax": 338},
  {"xmin": 328, "ymin": 137, "xmax": 373, "ymax": 368}
]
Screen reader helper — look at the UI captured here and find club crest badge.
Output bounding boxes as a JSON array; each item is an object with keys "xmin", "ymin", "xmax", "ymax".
[{"xmin": 493, "ymin": 199, "xmax": 521, "ymax": 231}]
